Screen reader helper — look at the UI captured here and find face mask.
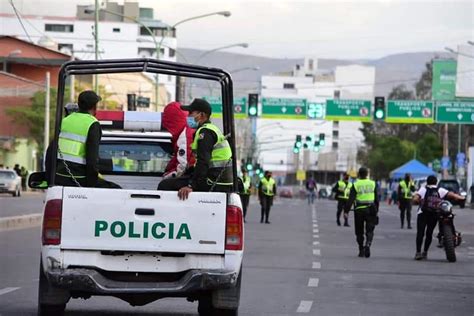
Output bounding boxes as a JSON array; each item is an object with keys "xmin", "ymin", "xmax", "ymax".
[{"xmin": 186, "ymin": 116, "xmax": 199, "ymax": 129}]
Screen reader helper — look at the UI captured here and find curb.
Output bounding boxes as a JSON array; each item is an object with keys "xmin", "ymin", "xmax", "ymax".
[{"xmin": 0, "ymin": 214, "xmax": 42, "ymax": 231}]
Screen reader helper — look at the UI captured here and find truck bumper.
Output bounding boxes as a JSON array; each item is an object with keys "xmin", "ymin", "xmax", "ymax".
[{"xmin": 46, "ymin": 268, "xmax": 238, "ymax": 295}]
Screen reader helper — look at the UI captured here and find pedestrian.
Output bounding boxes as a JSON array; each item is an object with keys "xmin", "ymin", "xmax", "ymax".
[
  {"xmin": 239, "ymin": 169, "xmax": 252, "ymax": 222},
  {"xmin": 258, "ymin": 170, "xmax": 276, "ymax": 224},
  {"xmin": 412, "ymin": 175, "xmax": 465, "ymax": 260},
  {"xmin": 398, "ymin": 173, "xmax": 415, "ymax": 229},
  {"xmin": 306, "ymin": 175, "xmax": 317, "ymax": 205},
  {"xmin": 469, "ymin": 183, "xmax": 474, "ymax": 206},
  {"xmin": 20, "ymin": 166, "xmax": 28, "ymax": 191},
  {"xmin": 344, "ymin": 167, "xmax": 379, "ymax": 258},
  {"xmin": 158, "ymin": 99, "xmax": 233, "ymax": 200},
  {"xmin": 160, "ymin": 101, "xmax": 195, "ymax": 179},
  {"xmin": 13, "ymin": 164, "xmax": 21, "ymax": 176},
  {"xmin": 333, "ymin": 173, "xmax": 351, "ymax": 227},
  {"xmin": 55, "ymin": 91, "xmax": 120, "ymax": 188}
]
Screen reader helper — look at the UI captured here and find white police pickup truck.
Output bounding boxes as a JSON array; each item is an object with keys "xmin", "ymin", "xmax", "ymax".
[{"xmin": 30, "ymin": 59, "xmax": 244, "ymax": 316}]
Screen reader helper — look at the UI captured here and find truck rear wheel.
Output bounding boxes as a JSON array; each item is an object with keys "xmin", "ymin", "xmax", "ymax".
[
  {"xmin": 198, "ymin": 269, "xmax": 242, "ymax": 316},
  {"xmin": 37, "ymin": 261, "xmax": 69, "ymax": 316}
]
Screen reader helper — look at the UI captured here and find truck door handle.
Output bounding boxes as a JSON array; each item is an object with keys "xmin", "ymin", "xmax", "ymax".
[{"xmin": 135, "ymin": 208, "xmax": 155, "ymax": 216}]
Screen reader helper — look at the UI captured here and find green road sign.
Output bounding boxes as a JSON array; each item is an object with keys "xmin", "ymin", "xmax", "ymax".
[
  {"xmin": 203, "ymin": 96, "xmax": 247, "ymax": 119},
  {"xmin": 386, "ymin": 100, "xmax": 434, "ymax": 123},
  {"xmin": 325, "ymin": 99, "xmax": 372, "ymax": 122},
  {"xmin": 432, "ymin": 60, "xmax": 457, "ymax": 101},
  {"xmin": 307, "ymin": 102, "xmax": 325, "ymax": 120},
  {"xmin": 261, "ymin": 98, "xmax": 307, "ymax": 119},
  {"xmin": 436, "ymin": 101, "xmax": 474, "ymax": 124}
]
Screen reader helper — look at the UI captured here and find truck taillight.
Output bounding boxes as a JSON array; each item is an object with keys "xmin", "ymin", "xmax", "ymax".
[
  {"xmin": 42, "ymin": 199, "xmax": 62, "ymax": 245},
  {"xmin": 225, "ymin": 205, "xmax": 243, "ymax": 251}
]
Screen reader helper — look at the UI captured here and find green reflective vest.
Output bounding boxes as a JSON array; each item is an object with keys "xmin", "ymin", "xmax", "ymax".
[
  {"xmin": 353, "ymin": 178, "xmax": 375, "ymax": 210},
  {"xmin": 191, "ymin": 123, "xmax": 233, "ymax": 185},
  {"xmin": 399, "ymin": 180, "xmax": 414, "ymax": 199},
  {"xmin": 58, "ymin": 112, "xmax": 97, "ymax": 166},
  {"xmin": 337, "ymin": 180, "xmax": 352, "ymax": 200},
  {"xmin": 260, "ymin": 177, "xmax": 275, "ymax": 196},
  {"xmin": 242, "ymin": 175, "xmax": 251, "ymax": 194}
]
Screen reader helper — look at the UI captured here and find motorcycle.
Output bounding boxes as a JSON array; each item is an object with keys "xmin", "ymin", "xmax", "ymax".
[{"xmin": 436, "ymin": 201, "xmax": 462, "ymax": 262}]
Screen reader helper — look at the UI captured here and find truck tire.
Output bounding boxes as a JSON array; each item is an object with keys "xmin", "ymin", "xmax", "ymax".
[
  {"xmin": 198, "ymin": 269, "xmax": 242, "ymax": 316},
  {"xmin": 442, "ymin": 223, "xmax": 456, "ymax": 262},
  {"xmin": 38, "ymin": 261, "xmax": 69, "ymax": 316}
]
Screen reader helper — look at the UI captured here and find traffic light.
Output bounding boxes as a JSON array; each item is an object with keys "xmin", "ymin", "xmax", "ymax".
[
  {"xmin": 255, "ymin": 163, "xmax": 262, "ymax": 175},
  {"xmin": 374, "ymin": 96, "xmax": 385, "ymax": 120},
  {"xmin": 248, "ymin": 93, "xmax": 258, "ymax": 117},
  {"xmin": 313, "ymin": 141, "xmax": 320, "ymax": 151},
  {"xmin": 319, "ymin": 133, "xmax": 325, "ymax": 146},
  {"xmin": 295, "ymin": 135, "xmax": 302, "ymax": 148}
]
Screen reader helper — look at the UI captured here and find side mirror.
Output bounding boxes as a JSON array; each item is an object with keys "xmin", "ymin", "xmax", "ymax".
[{"xmin": 28, "ymin": 172, "xmax": 48, "ymax": 189}]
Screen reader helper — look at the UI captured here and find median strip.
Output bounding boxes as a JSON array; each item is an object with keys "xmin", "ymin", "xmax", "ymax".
[{"xmin": 0, "ymin": 214, "xmax": 42, "ymax": 231}]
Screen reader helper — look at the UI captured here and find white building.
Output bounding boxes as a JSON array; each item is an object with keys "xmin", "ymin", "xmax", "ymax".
[
  {"xmin": 0, "ymin": 2, "xmax": 177, "ymax": 106},
  {"xmin": 258, "ymin": 58, "xmax": 375, "ymax": 177}
]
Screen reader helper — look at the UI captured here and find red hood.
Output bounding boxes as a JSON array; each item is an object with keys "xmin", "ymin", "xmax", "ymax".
[{"xmin": 162, "ymin": 102, "xmax": 187, "ymax": 140}]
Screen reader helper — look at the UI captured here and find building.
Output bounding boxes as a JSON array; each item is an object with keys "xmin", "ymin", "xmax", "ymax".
[
  {"xmin": 0, "ymin": 36, "xmax": 73, "ymax": 171},
  {"xmin": 0, "ymin": 1, "xmax": 177, "ymax": 107},
  {"xmin": 258, "ymin": 58, "xmax": 375, "ymax": 183}
]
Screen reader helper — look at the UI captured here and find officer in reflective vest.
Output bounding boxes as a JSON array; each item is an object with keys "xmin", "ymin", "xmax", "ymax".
[
  {"xmin": 344, "ymin": 167, "xmax": 379, "ymax": 258},
  {"xmin": 258, "ymin": 171, "xmax": 276, "ymax": 224},
  {"xmin": 333, "ymin": 173, "xmax": 352, "ymax": 227},
  {"xmin": 159, "ymin": 99, "xmax": 233, "ymax": 200},
  {"xmin": 239, "ymin": 169, "xmax": 252, "ymax": 222},
  {"xmin": 398, "ymin": 173, "xmax": 415, "ymax": 229},
  {"xmin": 55, "ymin": 91, "xmax": 102, "ymax": 187}
]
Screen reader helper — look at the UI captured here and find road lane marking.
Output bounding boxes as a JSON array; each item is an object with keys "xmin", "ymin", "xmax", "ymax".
[
  {"xmin": 312, "ymin": 262, "xmax": 321, "ymax": 269},
  {"xmin": 296, "ymin": 300, "xmax": 313, "ymax": 313},
  {"xmin": 0, "ymin": 287, "xmax": 20, "ymax": 296},
  {"xmin": 313, "ymin": 241, "xmax": 320, "ymax": 245},
  {"xmin": 308, "ymin": 278, "xmax": 319, "ymax": 287},
  {"xmin": 313, "ymin": 224, "xmax": 318, "ymax": 228},
  {"xmin": 313, "ymin": 229, "xmax": 319, "ymax": 233},
  {"xmin": 313, "ymin": 234, "xmax": 319, "ymax": 238},
  {"xmin": 313, "ymin": 249, "xmax": 321, "ymax": 256}
]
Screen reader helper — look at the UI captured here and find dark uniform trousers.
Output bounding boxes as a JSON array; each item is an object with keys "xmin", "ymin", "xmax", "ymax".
[
  {"xmin": 260, "ymin": 194, "xmax": 273, "ymax": 222},
  {"xmin": 354, "ymin": 207, "xmax": 376, "ymax": 248},
  {"xmin": 399, "ymin": 198, "xmax": 412, "ymax": 227},
  {"xmin": 337, "ymin": 199, "xmax": 348, "ymax": 224},
  {"xmin": 240, "ymin": 194, "xmax": 250, "ymax": 219}
]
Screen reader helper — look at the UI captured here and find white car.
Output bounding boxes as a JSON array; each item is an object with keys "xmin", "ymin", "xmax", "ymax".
[{"xmin": 0, "ymin": 169, "xmax": 21, "ymax": 197}]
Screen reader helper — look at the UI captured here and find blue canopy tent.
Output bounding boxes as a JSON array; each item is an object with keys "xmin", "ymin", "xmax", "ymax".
[{"xmin": 390, "ymin": 159, "xmax": 436, "ymax": 179}]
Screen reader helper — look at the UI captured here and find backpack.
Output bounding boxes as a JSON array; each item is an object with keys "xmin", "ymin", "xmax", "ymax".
[{"xmin": 422, "ymin": 187, "xmax": 442, "ymax": 212}]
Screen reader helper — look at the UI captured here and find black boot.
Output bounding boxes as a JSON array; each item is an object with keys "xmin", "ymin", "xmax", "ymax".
[
  {"xmin": 358, "ymin": 247, "xmax": 364, "ymax": 257},
  {"xmin": 337, "ymin": 219, "xmax": 341, "ymax": 226},
  {"xmin": 364, "ymin": 245, "xmax": 371, "ymax": 258}
]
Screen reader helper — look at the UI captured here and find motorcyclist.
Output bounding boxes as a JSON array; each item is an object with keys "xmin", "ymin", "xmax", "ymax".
[{"xmin": 412, "ymin": 175, "xmax": 465, "ymax": 260}]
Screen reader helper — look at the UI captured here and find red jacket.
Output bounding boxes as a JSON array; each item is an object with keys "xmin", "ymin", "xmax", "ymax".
[{"xmin": 162, "ymin": 102, "xmax": 195, "ymax": 177}]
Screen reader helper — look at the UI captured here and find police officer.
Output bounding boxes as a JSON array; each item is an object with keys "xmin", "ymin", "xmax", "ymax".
[
  {"xmin": 333, "ymin": 173, "xmax": 351, "ymax": 227},
  {"xmin": 55, "ymin": 91, "xmax": 103, "ymax": 187},
  {"xmin": 239, "ymin": 169, "xmax": 252, "ymax": 222},
  {"xmin": 258, "ymin": 170, "xmax": 276, "ymax": 224},
  {"xmin": 344, "ymin": 167, "xmax": 379, "ymax": 258},
  {"xmin": 398, "ymin": 173, "xmax": 415, "ymax": 229},
  {"xmin": 158, "ymin": 99, "xmax": 233, "ymax": 200}
]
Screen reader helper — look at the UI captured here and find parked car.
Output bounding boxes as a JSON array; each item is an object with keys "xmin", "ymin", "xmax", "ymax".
[
  {"xmin": 279, "ymin": 187, "xmax": 293, "ymax": 198},
  {"xmin": 0, "ymin": 169, "xmax": 21, "ymax": 197},
  {"xmin": 438, "ymin": 179, "xmax": 466, "ymax": 208}
]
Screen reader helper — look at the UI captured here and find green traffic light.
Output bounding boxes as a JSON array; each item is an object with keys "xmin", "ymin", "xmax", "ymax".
[
  {"xmin": 319, "ymin": 140, "xmax": 325, "ymax": 146},
  {"xmin": 246, "ymin": 164, "xmax": 253, "ymax": 171},
  {"xmin": 296, "ymin": 141, "xmax": 302, "ymax": 148},
  {"xmin": 293, "ymin": 147, "xmax": 300, "ymax": 154},
  {"xmin": 249, "ymin": 106, "xmax": 257, "ymax": 116},
  {"xmin": 375, "ymin": 109, "xmax": 384, "ymax": 119},
  {"xmin": 313, "ymin": 146, "xmax": 319, "ymax": 152}
]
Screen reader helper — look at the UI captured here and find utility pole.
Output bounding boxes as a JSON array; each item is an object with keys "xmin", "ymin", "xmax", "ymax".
[
  {"xmin": 70, "ymin": 54, "xmax": 75, "ymax": 102},
  {"xmin": 94, "ymin": 0, "xmax": 99, "ymax": 93},
  {"xmin": 44, "ymin": 72, "xmax": 50, "ymax": 165},
  {"xmin": 443, "ymin": 123, "xmax": 449, "ymax": 179}
]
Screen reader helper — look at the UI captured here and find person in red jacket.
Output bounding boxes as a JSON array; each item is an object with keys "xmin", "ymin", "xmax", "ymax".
[{"xmin": 161, "ymin": 101, "xmax": 195, "ymax": 178}]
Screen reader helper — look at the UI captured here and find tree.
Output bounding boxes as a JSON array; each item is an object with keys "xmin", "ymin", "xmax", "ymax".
[
  {"xmin": 415, "ymin": 61, "xmax": 433, "ymax": 100},
  {"xmin": 6, "ymin": 88, "xmax": 60, "ymax": 155},
  {"xmin": 388, "ymin": 84, "xmax": 415, "ymax": 100}
]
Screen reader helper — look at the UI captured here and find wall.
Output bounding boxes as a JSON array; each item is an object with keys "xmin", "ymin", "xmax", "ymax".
[{"xmin": 1, "ymin": 138, "xmax": 38, "ymax": 172}]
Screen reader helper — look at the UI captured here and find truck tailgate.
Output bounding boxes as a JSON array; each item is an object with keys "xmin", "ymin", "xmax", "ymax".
[{"xmin": 60, "ymin": 187, "xmax": 227, "ymax": 254}]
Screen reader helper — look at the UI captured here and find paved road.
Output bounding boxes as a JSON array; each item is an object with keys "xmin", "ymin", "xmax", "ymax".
[
  {"xmin": 0, "ymin": 192, "xmax": 45, "ymax": 218},
  {"xmin": 0, "ymin": 197, "xmax": 473, "ymax": 315}
]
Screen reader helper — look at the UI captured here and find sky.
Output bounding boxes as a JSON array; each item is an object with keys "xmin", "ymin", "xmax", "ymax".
[{"xmin": 2, "ymin": 0, "xmax": 473, "ymax": 59}]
